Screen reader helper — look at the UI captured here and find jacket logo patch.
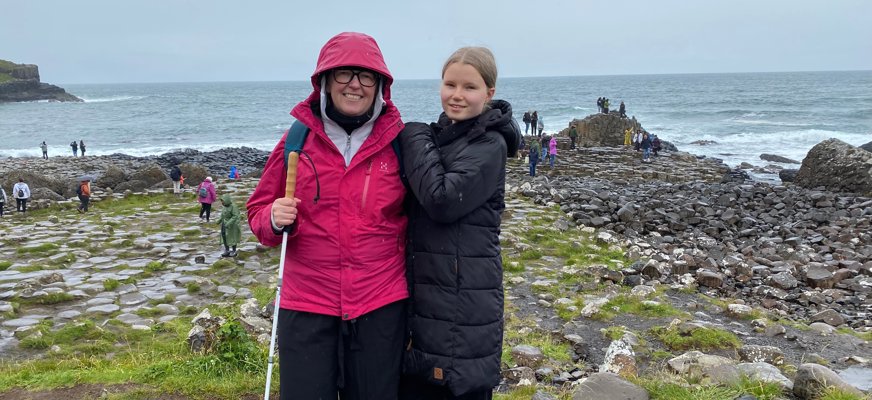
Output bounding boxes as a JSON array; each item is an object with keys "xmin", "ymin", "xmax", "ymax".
[
  {"xmin": 379, "ymin": 161, "xmax": 389, "ymax": 173},
  {"xmin": 433, "ymin": 367, "xmax": 443, "ymax": 380}
]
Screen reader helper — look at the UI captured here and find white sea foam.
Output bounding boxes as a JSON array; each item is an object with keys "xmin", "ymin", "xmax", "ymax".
[{"xmin": 80, "ymin": 95, "xmax": 146, "ymax": 103}]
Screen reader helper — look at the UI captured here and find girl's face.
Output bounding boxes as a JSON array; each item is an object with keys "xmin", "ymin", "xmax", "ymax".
[{"xmin": 440, "ymin": 63, "xmax": 494, "ymax": 123}]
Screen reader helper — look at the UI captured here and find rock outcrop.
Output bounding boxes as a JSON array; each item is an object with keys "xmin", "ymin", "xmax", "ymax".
[
  {"xmin": 562, "ymin": 113, "xmax": 641, "ymax": 147},
  {"xmin": 0, "ymin": 60, "xmax": 82, "ymax": 103},
  {"xmin": 794, "ymin": 138, "xmax": 872, "ymax": 196}
]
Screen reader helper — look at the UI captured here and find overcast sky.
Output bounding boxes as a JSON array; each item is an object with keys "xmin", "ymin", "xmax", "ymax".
[{"xmin": 2, "ymin": 0, "xmax": 870, "ymax": 84}]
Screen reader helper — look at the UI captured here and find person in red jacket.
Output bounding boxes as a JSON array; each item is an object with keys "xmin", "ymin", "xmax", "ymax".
[{"xmin": 247, "ymin": 32, "xmax": 407, "ymax": 400}]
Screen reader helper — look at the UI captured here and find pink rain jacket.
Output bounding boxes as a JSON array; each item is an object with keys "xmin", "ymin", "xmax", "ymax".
[{"xmin": 247, "ymin": 32, "xmax": 407, "ymax": 320}]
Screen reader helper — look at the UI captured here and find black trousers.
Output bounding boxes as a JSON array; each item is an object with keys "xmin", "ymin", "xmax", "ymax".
[
  {"xmin": 0, "ymin": 202, "xmax": 4, "ymax": 216},
  {"xmin": 16, "ymin": 199, "xmax": 26, "ymax": 212},
  {"xmin": 277, "ymin": 300, "xmax": 405, "ymax": 400},
  {"xmin": 199, "ymin": 203, "xmax": 212, "ymax": 221},
  {"xmin": 78, "ymin": 195, "xmax": 90, "ymax": 212},
  {"xmin": 399, "ymin": 377, "xmax": 492, "ymax": 400}
]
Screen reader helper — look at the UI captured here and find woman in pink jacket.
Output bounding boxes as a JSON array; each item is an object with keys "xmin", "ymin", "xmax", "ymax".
[
  {"xmin": 247, "ymin": 32, "xmax": 407, "ymax": 400},
  {"xmin": 549, "ymin": 135, "xmax": 558, "ymax": 168},
  {"xmin": 195, "ymin": 176, "xmax": 217, "ymax": 222}
]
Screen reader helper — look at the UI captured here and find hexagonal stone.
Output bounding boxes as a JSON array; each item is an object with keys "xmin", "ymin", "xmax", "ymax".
[
  {"xmin": 86, "ymin": 304, "xmax": 120, "ymax": 314},
  {"xmin": 119, "ymin": 293, "xmax": 148, "ymax": 306}
]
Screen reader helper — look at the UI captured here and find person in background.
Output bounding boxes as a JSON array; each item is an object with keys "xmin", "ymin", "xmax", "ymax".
[
  {"xmin": 79, "ymin": 140, "xmax": 86, "ymax": 157},
  {"xmin": 549, "ymin": 134, "xmax": 558, "ymax": 168},
  {"xmin": 530, "ymin": 111, "xmax": 539, "ymax": 137},
  {"xmin": 537, "ymin": 115, "xmax": 544, "ymax": 136},
  {"xmin": 528, "ymin": 135, "xmax": 541, "ymax": 177},
  {"xmin": 633, "ymin": 129, "xmax": 642, "ymax": 151},
  {"xmin": 0, "ymin": 185, "xmax": 6, "ymax": 217},
  {"xmin": 12, "ymin": 178, "xmax": 31, "ymax": 213},
  {"xmin": 619, "ymin": 101, "xmax": 626, "ymax": 118},
  {"xmin": 399, "ymin": 46, "xmax": 519, "ymax": 400},
  {"xmin": 540, "ymin": 134, "xmax": 548, "ymax": 160},
  {"xmin": 641, "ymin": 132, "xmax": 652, "ymax": 162},
  {"xmin": 217, "ymin": 193, "xmax": 241, "ymax": 257},
  {"xmin": 597, "ymin": 97, "xmax": 602, "ymax": 113},
  {"xmin": 76, "ymin": 179, "xmax": 91, "ymax": 213},
  {"xmin": 70, "ymin": 141, "xmax": 78, "ymax": 157},
  {"xmin": 522, "ymin": 110, "xmax": 531, "ymax": 134},
  {"xmin": 169, "ymin": 165, "xmax": 182, "ymax": 194},
  {"xmin": 624, "ymin": 128, "xmax": 632, "ymax": 148},
  {"xmin": 603, "ymin": 98, "xmax": 610, "ymax": 114},
  {"xmin": 246, "ymin": 32, "xmax": 408, "ymax": 399},
  {"xmin": 652, "ymin": 134, "xmax": 662, "ymax": 156},
  {"xmin": 40, "ymin": 141, "xmax": 48, "ymax": 159},
  {"xmin": 228, "ymin": 165, "xmax": 240, "ymax": 179},
  {"xmin": 196, "ymin": 176, "xmax": 217, "ymax": 222},
  {"xmin": 569, "ymin": 124, "xmax": 578, "ymax": 149}
]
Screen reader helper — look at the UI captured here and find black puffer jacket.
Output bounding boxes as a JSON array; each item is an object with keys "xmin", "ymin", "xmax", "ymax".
[{"xmin": 400, "ymin": 100, "xmax": 520, "ymax": 396}]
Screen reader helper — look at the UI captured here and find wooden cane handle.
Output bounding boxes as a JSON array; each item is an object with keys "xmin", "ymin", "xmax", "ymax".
[{"xmin": 285, "ymin": 152, "xmax": 299, "ymax": 199}]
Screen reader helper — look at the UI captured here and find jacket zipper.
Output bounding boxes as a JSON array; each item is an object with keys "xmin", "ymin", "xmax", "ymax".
[{"xmin": 361, "ymin": 160, "xmax": 372, "ymax": 211}]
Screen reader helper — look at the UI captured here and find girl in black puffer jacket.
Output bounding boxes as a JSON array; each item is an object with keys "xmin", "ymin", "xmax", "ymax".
[{"xmin": 399, "ymin": 47, "xmax": 521, "ymax": 400}]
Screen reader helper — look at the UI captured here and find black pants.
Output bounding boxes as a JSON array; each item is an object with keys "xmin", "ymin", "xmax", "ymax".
[
  {"xmin": 16, "ymin": 199, "xmax": 26, "ymax": 212},
  {"xmin": 570, "ymin": 137, "xmax": 576, "ymax": 149},
  {"xmin": 199, "ymin": 203, "xmax": 212, "ymax": 221},
  {"xmin": 78, "ymin": 195, "xmax": 90, "ymax": 212},
  {"xmin": 42, "ymin": 151, "xmax": 47, "ymax": 159},
  {"xmin": 277, "ymin": 300, "xmax": 405, "ymax": 400},
  {"xmin": 399, "ymin": 377, "xmax": 492, "ymax": 400},
  {"xmin": 0, "ymin": 202, "xmax": 4, "ymax": 216}
]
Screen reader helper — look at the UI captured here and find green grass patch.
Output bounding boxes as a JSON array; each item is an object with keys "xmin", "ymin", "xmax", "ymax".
[
  {"xmin": 15, "ymin": 264, "xmax": 45, "ymax": 273},
  {"xmin": 637, "ymin": 375, "xmax": 785, "ymax": 400},
  {"xmin": 211, "ymin": 258, "xmax": 237, "ymax": 270},
  {"xmin": 650, "ymin": 324, "xmax": 741, "ymax": 351},
  {"xmin": 186, "ymin": 283, "xmax": 201, "ymax": 294},
  {"xmin": 0, "ymin": 260, "xmax": 11, "ymax": 271},
  {"xmin": 144, "ymin": 261, "xmax": 168, "ymax": 273},
  {"xmin": 603, "ymin": 326, "xmax": 627, "ymax": 341},
  {"xmin": 519, "ymin": 249, "xmax": 542, "ymax": 260},
  {"xmin": 820, "ymin": 387, "xmax": 872, "ymax": 400},
  {"xmin": 591, "ymin": 294, "xmax": 683, "ymax": 321},
  {"xmin": 103, "ymin": 279, "xmax": 120, "ymax": 291},
  {"xmin": 148, "ymin": 295, "xmax": 175, "ymax": 306},
  {"xmin": 0, "ymin": 317, "xmax": 274, "ymax": 399},
  {"xmin": 16, "ymin": 243, "xmax": 60, "ymax": 255},
  {"xmin": 501, "ymin": 314, "xmax": 572, "ymax": 367},
  {"xmin": 555, "ymin": 297, "xmax": 585, "ymax": 321},
  {"xmin": 837, "ymin": 327, "xmax": 872, "ymax": 342}
]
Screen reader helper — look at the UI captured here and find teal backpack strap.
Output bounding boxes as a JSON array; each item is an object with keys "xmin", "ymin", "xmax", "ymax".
[{"xmin": 283, "ymin": 121, "xmax": 310, "ymax": 167}]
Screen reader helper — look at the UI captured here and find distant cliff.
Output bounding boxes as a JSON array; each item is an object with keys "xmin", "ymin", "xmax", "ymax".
[{"xmin": 0, "ymin": 59, "xmax": 83, "ymax": 103}]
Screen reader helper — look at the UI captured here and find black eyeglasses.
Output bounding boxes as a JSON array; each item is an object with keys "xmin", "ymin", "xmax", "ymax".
[{"xmin": 332, "ymin": 69, "xmax": 378, "ymax": 87}]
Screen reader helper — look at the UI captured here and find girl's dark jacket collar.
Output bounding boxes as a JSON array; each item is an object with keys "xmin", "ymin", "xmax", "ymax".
[{"xmin": 432, "ymin": 99, "xmax": 521, "ymax": 157}]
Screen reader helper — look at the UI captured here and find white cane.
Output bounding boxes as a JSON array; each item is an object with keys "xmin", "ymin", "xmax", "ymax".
[{"xmin": 264, "ymin": 151, "xmax": 299, "ymax": 400}]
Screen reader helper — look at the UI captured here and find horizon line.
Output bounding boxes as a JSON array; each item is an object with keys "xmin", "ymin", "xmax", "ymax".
[{"xmin": 58, "ymin": 68, "xmax": 872, "ymax": 86}]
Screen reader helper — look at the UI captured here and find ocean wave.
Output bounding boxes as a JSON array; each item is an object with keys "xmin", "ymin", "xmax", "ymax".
[
  {"xmin": 80, "ymin": 95, "xmax": 146, "ymax": 103},
  {"xmin": 730, "ymin": 119, "xmax": 817, "ymax": 127}
]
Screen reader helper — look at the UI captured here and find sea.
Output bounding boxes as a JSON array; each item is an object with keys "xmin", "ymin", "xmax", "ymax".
[{"xmin": 2, "ymin": 71, "xmax": 870, "ymax": 177}]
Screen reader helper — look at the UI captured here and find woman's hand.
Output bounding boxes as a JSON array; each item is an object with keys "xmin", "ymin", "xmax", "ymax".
[{"xmin": 271, "ymin": 197, "xmax": 301, "ymax": 227}]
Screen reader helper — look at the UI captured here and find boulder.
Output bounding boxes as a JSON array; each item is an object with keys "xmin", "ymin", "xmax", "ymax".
[
  {"xmin": 99, "ymin": 166, "xmax": 127, "ymax": 190},
  {"xmin": 779, "ymin": 169, "xmax": 799, "ymax": 182},
  {"xmin": 859, "ymin": 141, "xmax": 872, "ymax": 153},
  {"xmin": 572, "ymin": 372, "xmax": 649, "ymax": 400},
  {"xmin": 794, "ymin": 139, "xmax": 872, "ymax": 196},
  {"xmin": 128, "ymin": 163, "xmax": 170, "ymax": 188},
  {"xmin": 565, "ymin": 114, "xmax": 641, "ymax": 147},
  {"xmin": 760, "ymin": 154, "xmax": 800, "ymax": 164},
  {"xmin": 793, "ymin": 363, "xmax": 864, "ymax": 399}
]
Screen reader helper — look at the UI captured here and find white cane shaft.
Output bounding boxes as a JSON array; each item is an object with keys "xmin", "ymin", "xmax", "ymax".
[{"xmin": 263, "ymin": 231, "xmax": 289, "ymax": 400}]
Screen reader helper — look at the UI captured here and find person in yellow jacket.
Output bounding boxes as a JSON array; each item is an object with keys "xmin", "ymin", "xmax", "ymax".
[{"xmin": 624, "ymin": 128, "xmax": 632, "ymax": 147}]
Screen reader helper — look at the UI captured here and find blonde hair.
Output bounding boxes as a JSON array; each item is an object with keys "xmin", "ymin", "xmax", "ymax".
[{"xmin": 442, "ymin": 47, "xmax": 498, "ymax": 89}]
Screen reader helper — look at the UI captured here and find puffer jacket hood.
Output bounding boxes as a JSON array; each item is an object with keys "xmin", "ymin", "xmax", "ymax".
[
  {"xmin": 308, "ymin": 32, "xmax": 394, "ymax": 100},
  {"xmin": 435, "ymin": 99, "xmax": 520, "ymax": 158},
  {"xmin": 220, "ymin": 193, "xmax": 233, "ymax": 206}
]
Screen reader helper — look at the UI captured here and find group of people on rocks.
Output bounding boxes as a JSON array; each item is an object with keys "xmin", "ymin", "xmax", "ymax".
[
  {"xmin": 522, "ymin": 110, "xmax": 545, "ymax": 136},
  {"xmin": 625, "ymin": 127, "xmax": 661, "ymax": 162},
  {"xmin": 0, "ymin": 178, "xmax": 31, "ymax": 216},
  {"xmin": 597, "ymin": 97, "xmax": 627, "ymax": 118},
  {"xmin": 35, "ymin": 140, "xmax": 88, "ymax": 158},
  {"xmin": 70, "ymin": 140, "xmax": 87, "ymax": 157},
  {"xmin": 526, "ymin": 134, "xmax": 558, "ymax": 176}
]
